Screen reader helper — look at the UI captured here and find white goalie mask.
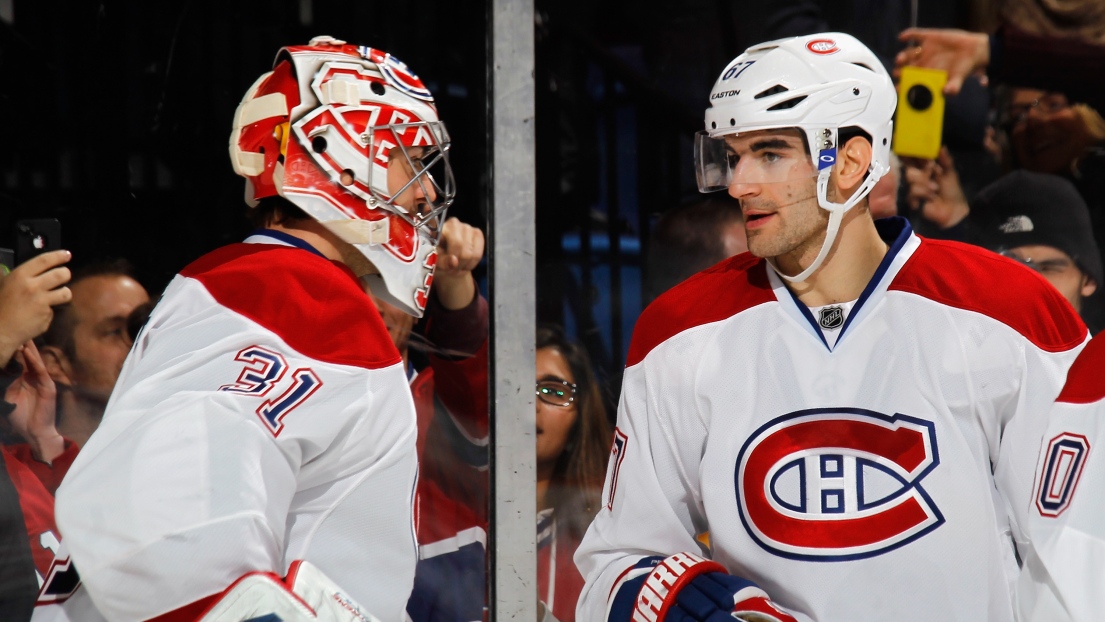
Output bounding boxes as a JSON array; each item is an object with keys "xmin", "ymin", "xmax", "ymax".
[
  {"xmin": 696, "ymin": 33, "xmax": 896, "ymax": 282},
  {"xmin": 230, "ymin": 36, "xmax": 455, "ymax": 317}
]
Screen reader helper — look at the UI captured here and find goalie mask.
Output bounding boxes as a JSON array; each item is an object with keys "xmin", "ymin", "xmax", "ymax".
[
  {"xmin": 230, "ymin": 36, "xmax": 455, "ymax": 317},
  {"xmin": 696, "ymin": 33, "xmax": 896, "ymax": 282}
]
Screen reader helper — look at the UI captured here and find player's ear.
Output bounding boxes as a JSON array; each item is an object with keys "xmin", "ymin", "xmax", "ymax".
[
  {"xmin": 834, "ymin": 136, "xmax": 873, "ymax": 198},
  {"xmin": 39, "ymin": 345, "xmax": 74, "ymax": 388}
]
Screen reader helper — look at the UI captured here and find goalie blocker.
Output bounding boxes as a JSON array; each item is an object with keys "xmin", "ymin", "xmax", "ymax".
[{"xmin": 609, "ymin": 553, "xmax": 798, "ymax": 622}]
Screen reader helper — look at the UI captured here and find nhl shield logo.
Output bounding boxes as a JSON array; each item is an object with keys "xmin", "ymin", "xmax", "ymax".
[{"xmin": 819, "ymin": 305, "xmax": 844, "ymax": 330}]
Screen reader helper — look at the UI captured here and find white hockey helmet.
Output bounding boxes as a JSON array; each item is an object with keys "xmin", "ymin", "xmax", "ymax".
[
  {"xmin": 230, "ymin": 36, "xmax": 454, "ymax": 317},
  {"xmin": 696, "ymin": 33, "xmax": 896, "ymax": 282}
]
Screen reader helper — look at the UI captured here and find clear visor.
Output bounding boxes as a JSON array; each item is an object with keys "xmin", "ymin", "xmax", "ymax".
[
  {"xmin": 368, "ymin": 121, "xmax": 456, "ymax": 237},
  {"xmin": 694, "ymin": 130, "xmax": 826, "ymax": 193}
]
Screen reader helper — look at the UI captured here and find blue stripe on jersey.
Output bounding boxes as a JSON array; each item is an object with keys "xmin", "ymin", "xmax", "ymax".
[{"xmin": 788, "ymin": 217, "xmax": 913, "ymax": 351}]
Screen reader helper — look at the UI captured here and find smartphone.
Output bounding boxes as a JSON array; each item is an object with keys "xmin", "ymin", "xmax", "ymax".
[
  {"xmin": 892, "ymin": 66, "xmax": 948, "ymax": 160},
  {"xmin": 15, "ymin": 218, "xmax": 62, "ymax": 265}
]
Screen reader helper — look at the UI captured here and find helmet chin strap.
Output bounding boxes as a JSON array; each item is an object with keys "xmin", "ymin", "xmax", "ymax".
[{"xmin": 768, "ymin": 167, "xmax": 876, "ymax": 283}]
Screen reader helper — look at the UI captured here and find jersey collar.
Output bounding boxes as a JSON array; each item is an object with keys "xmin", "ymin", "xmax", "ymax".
[
  {"xmin": 770, "ymin": 217, "xmax": 918, "ymax": 351},
  {"xmin": 243, "ymin": 228, "xmax": 328, "ymax": 259}
]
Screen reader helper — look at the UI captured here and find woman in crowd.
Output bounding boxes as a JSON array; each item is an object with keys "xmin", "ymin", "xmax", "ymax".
[{"xmin": 535, "ymin": 325, "xmax": 612, "ymax": 621}]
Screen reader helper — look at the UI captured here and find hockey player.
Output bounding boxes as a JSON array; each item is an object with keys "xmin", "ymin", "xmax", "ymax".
[
  {"xmin": 575, "ymin": 33, "xmax": 1089, "ymax": 621},
  {"xmin": 55, "ymin": 37, "xmax": 454, "ymax": 621},
  {"xmin": 1018, "ymin": 332, "xmax": 1105, "ymax": 621}
]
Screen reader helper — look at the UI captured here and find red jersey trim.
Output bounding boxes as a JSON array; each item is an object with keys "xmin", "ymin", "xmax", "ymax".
[
  {"xmin": 1057, "ymin": 333, "xmax": 1105, "ymax": 404},
  {"xmin": 626, "ymin": 253, "xmax": 774, "ymax": 368},
  {"xmin": 890, "ymin": 239, "xmax": 1087, "ymax": 353},
  {"xmin": 180, "ymin": 243, "xmax": 401, "ymax": 370}
]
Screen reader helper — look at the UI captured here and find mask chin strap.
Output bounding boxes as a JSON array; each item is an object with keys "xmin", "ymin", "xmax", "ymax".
[{"xmin": 768, "ymin": 167, "xmax": 876, "ymax": 283}]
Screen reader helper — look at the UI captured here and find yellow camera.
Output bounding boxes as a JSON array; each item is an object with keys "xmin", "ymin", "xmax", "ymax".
[{"xmin": 892, "ymin": 66, "xmax": 947, "ymax": 159}]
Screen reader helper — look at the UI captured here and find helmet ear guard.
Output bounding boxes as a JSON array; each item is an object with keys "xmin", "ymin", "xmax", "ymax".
[
  {"xmin": 229, "ymin": 38, "xmax": 454, "ymax": 317},
  {"xmin": 700, "ymin": 33, "xmax": 897, "ymax": 282}
]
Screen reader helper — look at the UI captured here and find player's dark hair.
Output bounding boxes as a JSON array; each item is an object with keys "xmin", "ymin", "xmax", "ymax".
[
  {"xmin": 246, "ymin": 196, "xmax": 312, "ymax": 229},
  {"xmin": 537, "ymin": 324, "xmax": 612, "ymax": 541}
]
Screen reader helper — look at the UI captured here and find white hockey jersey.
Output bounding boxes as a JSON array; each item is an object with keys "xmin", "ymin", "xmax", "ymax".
[
  {"xmin": 576, "ymin": 219, "xmax": 1088, "ymax": 622},
  {"xmin": 1017, "ymin": 331, "xmax": 1105, "ymax": 622},
  {"xmin": 55, "ymin": 233, "xmax": 419, "ymax": 621}
]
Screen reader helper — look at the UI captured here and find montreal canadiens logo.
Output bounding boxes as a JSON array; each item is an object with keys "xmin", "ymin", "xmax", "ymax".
[
  {"xmin": 379, "ymin": 53, "xmax": 434, "ymax": 101},
  {"xmin": 805, "ymin": 39, "xmax": 839, "ymax": 55},
  {"xmin": 735, "ymin": 408, "xmax": 943, "ymax": 561}
]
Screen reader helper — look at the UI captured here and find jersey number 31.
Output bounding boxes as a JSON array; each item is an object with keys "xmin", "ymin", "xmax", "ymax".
[{"xmin": 219, "ymin": 345, "xmax": 323, "ymax": 437}]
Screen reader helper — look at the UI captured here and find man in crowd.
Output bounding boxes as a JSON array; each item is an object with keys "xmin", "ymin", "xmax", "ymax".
[
  {"xmin": 38, "ymin": 260, "xmax": 149, "ymax": 447},
  {"xmin": 576, "ymin": 32, "xmax": 1087, "ymax": 622},
  {"xmin": 56, "ymin": 36, "xmax": 454, "ymax": 621},
  {"xmin": 645, "ymin": 195, "xmax": 747, "ymax": 303},
  {"xmin": 972, "ymin": 171, "xmax": 1102, "ymax": 332}
]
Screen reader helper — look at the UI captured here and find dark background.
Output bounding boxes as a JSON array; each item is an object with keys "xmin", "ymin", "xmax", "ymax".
[
  {"xmin": 0, "ymin": 0, "xmax": 975, "ymax": 396},
  {"xmin": 0, "ymin": 0, "xmax": 489, "ymax": 293}
]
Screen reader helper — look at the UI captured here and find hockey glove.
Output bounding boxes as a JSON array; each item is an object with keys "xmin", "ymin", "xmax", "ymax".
[
  {"xmin": 626, "ymin": 552, "xmax": 797, "ymax": 622},
  {"xmin": 197, "ymin": 560, "xmax": 382, "ymax": 622}
]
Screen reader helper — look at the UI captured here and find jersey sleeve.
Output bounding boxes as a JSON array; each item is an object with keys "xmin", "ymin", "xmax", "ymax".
[
  {"xmin": 55, "ymin": 269, "xmax": 418, "ymax": 621},
  {"xmin": 1016, "ymin": 333, "xmax": 1105, "ymax": 622},
  {"xmin": 574, "ymin": 331, "xmax": 712, "ymax": 621},
  {"xmin": 990, "ymin": 327, "xmax": 1087, "ymax": 559}
]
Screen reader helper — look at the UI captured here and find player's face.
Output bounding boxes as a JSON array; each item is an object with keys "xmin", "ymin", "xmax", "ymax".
[
  {"xmin": 66, "ymin": 275, "xmax": 150, "ymax": 404},
  {"xmin": 1001, "ymin": 245, "xmax": 1097, "ymax": 312},
  {"xmin": 535, "ymin": 346, "xmax": 579, "ymax": 474},
  {"xmin": 387, "ymin": 146, "xmax": 438, "ymax": 222},
  {"xmin": 725, "ymin": 129, "xmax": 826, "ymax": 262}
]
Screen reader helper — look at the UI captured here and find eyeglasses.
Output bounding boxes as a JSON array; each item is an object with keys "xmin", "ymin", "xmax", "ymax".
[
  {"xmin": 1000, "ymin": 250, "xmax": 1078, "ymax": 276},
  {"xmin": 536, "ymin": 378, "xmax": 577, "ymax": 407},
  {"xmin": 1004, "ymin": 94, "xmax": 1070, "ymax": 127}
]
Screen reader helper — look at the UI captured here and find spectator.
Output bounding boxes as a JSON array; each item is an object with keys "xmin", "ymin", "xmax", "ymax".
[
  {"xmin": 645, "ymin": 195, "xmax": 746, "ymax": 302},
  {"xmin": 0, "ymin": 250, "xmax": 74, "ymax": 618},
  {"xmin": 37, "ymin": 260, "xmax": 149, "ymax": 447},
  {"xmin": 972, "ymin": 171, "xmax": 1103, "ymax": 331},
  {"xmin": 535, "ymin": 324, "xmax": 611, "ymax": 622},
  {"xmin": 896, "ymin": 25, "xmax": 1105, "ymax": 107},
  {"xmin": 902, "ymin": 147, "xmax": 972, "ymax": 237},
  {"xmin": 998, "ymin": 87, "xmax": 1105, "ymax": 176},
  {"xmin": 869, "ymin": 151, "xmax": 902, "ymax": 219}
]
